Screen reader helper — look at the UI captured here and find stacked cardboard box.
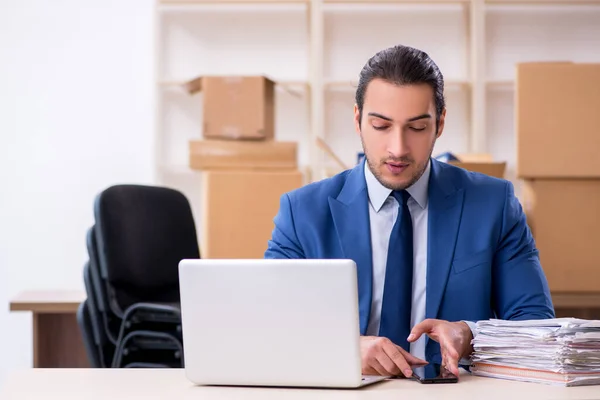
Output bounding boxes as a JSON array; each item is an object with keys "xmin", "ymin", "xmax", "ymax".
[
  {"xmin": 450, "ymin": 153, "xmax": 506, "ymax": 179},
  {"xmin": 436, "ymin": 152, "xmax": 507, "ymax": 179},
  {"xmin": 516, "ymin": 62, "xmax": 600, "ymax": 292},
  {"xmin": 185, "ymin": 76, "xmax": 303, "ymax": 259},
  {"xmin": 450, "ymin": 161, "xmax": 506, "ymax": 178}
]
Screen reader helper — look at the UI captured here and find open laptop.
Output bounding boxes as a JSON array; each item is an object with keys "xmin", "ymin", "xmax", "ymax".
[{"xmin": 178, "ymin": 258, "xmax": 388, "ymax": 388}]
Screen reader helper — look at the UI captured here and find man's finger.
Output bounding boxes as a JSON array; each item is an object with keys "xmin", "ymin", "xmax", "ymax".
[
  {"xmin": 440, "ymin": 340, "xmax": 461, "ymax": 377},
  {"xmin": 445, "ymin": 351, "xmax": 460, "ymax": 377},
  {"xmin": 375, "ymin": 352, "xmax": 401, "ymax": 376},
  {"xmin": 369, "ymin": 358, "xmax": 390, "ymax": 376},
  {"xmin": 382, "ymin": 341, "xmax": 413, "ymax": 377},
  {"xmin": 395, "ymin": 345, "xmax": 428, "ymax": 366},
  {"xmin": 407, "ymin": 319, "xmax": 437, "ymax": 342},
  {"xmin": 442, "ymin": 355, "xmax": 460, "ymax": 378},
  {"xmin": 440, "ymin": 348, "xmax": 449, "ymax": 373}
]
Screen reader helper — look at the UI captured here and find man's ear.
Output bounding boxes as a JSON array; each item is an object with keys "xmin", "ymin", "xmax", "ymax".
[
  {"xmin": 354, "ymin": 104, "xmax": 361, "ymax": 135},
  {"xmin": 436, "ymin": 108, "xmax": 446, "ymax": 139}
]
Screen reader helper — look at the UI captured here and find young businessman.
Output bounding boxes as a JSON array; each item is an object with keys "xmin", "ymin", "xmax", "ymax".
[{"xmin": 264, "ymin": 44, "xmax": 555, "ymax": 378}]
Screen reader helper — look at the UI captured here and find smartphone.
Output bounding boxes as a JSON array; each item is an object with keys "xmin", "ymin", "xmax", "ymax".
[{"xmin": 411, "ymin": 364, "xmax": 458, "ymax": 384}]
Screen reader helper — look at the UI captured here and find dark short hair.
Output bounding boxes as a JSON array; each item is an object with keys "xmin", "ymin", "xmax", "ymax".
[{"xmin": 355, "ymin": 45, "xmax": 445, "ymax": 132}]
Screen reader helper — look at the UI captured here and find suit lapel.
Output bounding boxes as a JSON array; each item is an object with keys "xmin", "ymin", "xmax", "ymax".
[
  {"xmin": 328, "ymin": 162, "xmax": 373, "ymax": 334},
  {"xmin": 426, "ymin": 159, "xmax": 465, "ymax": 320}
]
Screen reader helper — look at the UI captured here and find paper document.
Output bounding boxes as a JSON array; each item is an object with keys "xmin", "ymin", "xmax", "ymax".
[{"xmin": 470, "ymin": 318, "xmax": 600, "ymax": 387}]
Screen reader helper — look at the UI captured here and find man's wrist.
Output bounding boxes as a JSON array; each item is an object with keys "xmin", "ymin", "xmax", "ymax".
[
  {"xmin": 459, "ymin": 320, "xmax": 476, "ymax": 365},
  {"xmin": 462, "ymin": 320, "xmax": 477, "ymax": 339}
]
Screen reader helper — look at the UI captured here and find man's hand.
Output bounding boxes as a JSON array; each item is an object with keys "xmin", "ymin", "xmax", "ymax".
[
  {"xmin": 360, "ymin": 336, "xmax": 428, "ymax": 378},
  {"xmin": 407, "ymin": 319, "xmax": 473, "ymax": 378}
]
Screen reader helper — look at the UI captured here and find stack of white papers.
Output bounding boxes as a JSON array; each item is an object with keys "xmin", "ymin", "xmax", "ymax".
[{"xmin": 470, "ymin": 318, "xmax": 600, "ymax": 386}]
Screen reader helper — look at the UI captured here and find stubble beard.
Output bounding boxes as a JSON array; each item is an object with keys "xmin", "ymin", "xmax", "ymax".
[{"xmin": 361, "ymin": 135, "xmax": 436, "ymax": 192}]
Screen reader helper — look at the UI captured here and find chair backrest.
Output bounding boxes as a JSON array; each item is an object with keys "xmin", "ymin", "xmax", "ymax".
[
  {"xmin": 77, "ymin": 297, "xmax": 102, "ymax": 368},
  {"xmin": 86, "ymin": 227, "xmax": 107, "ymax": 314},
  {"xmin": 82, "ymin": 256, "xmax": 116, "ymax": 366},
  {"xmin": 86, "ymin": 226, "xmax": 121, "ymax": 340},
  {"xmin": 93, "ymin": 185, "xmax": 200, "ymax": 312}
]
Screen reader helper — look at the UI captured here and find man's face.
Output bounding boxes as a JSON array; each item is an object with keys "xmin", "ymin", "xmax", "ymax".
[{"xmin": 354, "ymin": 79, "xmax": 445, "ymax": 191}]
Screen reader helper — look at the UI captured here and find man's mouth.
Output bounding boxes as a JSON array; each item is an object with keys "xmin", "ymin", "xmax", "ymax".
[
  {"xmin": 386, "ymin": 161, "xmax": 408, "ymax": 167},
  {"xmin": 385, "ymin": 161, "xmax": 409, "ymax": 174}
]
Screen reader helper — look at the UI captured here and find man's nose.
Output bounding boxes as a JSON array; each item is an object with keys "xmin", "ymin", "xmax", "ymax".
[{"xmin": 387, "ymin": 130, "xmax": 408, "ymax": 158}]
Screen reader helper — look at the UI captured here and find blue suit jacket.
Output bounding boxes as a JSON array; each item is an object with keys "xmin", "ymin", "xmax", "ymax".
[{"xmin": 265, "ymin": 158, "xmax": 555, "ymax": 363}]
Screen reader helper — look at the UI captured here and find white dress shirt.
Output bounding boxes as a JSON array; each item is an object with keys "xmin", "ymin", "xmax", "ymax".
[{"xmin": 364, "ymin": 159, "xmax": 431, "ymax": 360}]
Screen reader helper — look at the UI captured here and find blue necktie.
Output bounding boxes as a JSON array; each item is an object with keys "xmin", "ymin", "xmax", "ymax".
[{"xmin": 379, "ymin": 190, "xmax": 413, "ymax": 351}]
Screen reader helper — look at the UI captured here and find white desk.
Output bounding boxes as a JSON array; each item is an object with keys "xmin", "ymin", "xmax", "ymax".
[{"xmin": 1, "ymin": 369, "xmax": 599, "ymax": 400}]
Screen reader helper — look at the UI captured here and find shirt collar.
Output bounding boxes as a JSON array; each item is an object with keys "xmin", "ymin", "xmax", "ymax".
[{"xmin": 364, "ymin": 158, "xmax": 431, "ymax": 212}]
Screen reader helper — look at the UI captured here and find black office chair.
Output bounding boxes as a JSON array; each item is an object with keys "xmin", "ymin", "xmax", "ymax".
[
  {"xmin": 77, "ymin": 297, "xmax": 102, "ymax": 368},
  {"xmin": 93, "ymin": 184, "xmax": 199, "ymax": 312},
  {"xmin": 88, "ymin": 184, "xmax": 200, "ymax": 367},
  {"xmin": 80, "ymin": 247, "xmax": 180, "ymax": 368},
  {"xmin": 80, "ymin": 259, "xmax": 116, "ymax": 367}
]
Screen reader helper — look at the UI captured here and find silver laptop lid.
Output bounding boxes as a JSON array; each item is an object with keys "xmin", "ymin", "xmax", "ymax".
[{"xmin": 178, "ymin": 258, "xmax": 362, "ymax": 388}]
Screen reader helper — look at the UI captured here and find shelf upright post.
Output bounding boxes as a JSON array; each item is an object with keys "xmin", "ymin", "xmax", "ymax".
[
  {"xmin": 469, "ymin": 0, "xmax": 487, "ymax": 153},
  {"xmin": 309, "ymin": 0, "xmax": 325, "ymax": 182}
]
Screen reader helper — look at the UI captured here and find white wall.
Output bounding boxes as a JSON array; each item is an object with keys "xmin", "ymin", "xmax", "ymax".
[{"xmin": 0, "ymin": 0, "xmax": 154, "ymax": 385}]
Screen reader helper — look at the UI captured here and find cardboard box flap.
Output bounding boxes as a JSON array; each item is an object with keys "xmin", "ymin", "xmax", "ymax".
[
  {"xmin": 183, "ymin": 77, "xmax": 203, "ymax": 95},
  {"xmin": 183, "ymin": 75, "xmax": 276, "ymax": 95}
]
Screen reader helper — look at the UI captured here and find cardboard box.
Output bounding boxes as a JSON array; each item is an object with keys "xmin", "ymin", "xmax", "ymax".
[
  {"xmin": 526, "ymin": 179, "xmax": 600, "ymax": 292},
  {"xmin": 185, "ymin": 76, "xmax": 275, "ymax": 140},
  {"xmin": 516, "ymin": 62, "xmax": 600, "ymax": 178},
  {"xmin": 449, "ymin": 161, "xmax": 506, "ymax": 179},
  {"xmin": 189, "ymin": 140, "xmax": 297, "ymax": 171},
  {"xmin": 201, "ymin": 170, "xmax": 304, "ymax": 259},
  {"xmin": 455, "ymin": 153, "xmax": 494, "ymax": 163}
]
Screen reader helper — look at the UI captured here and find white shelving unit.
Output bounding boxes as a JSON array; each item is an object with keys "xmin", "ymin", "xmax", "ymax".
[{"xmin": 153, "ymin": 0, "xmax": 600, "ymax": 232}]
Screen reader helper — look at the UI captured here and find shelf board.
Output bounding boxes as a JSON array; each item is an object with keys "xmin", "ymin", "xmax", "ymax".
[
  {"xmin": 163, "ymin": 0, "xmax": 599, "ymax": 2},
  {"xmin": 486, "ymin": 80, "xmax": 514, "ymax": 90},
  {"xmin": 446, "ymin": 79, "xmax": 472, "ymax": 89},
  {"xmin": 324, "ymin": 0, "xmax": 468, "ymax": 3},
  {"xmin": 158, "ymin": 79, "xmax": 308, "ymax": 97},
  {"xmin": 158, "ymin": 4, "xmax": 307, "ymax": 13},
  {"xmin": 157, "ymin": 0, "xmax": 600, "ymax": 11},
  {"xmin": 324, "ymin": 79, "xmax": 470, "ymax": 91},
  {"xmin": 158, "ymin": 0, "xmax": 600, "ymax": 5},
  {"xmin": 323, "ymin": 2, "xmax": 465, "ymax": 12},
  {"xmin": 487, "ymin": 0, "xmax": 600, "ymax": 4},
  {"xmin": 159, "ymin": 164, "xmax": 201, "ymax": 177},
  {"xmin": 159, "ymin": 0, "xmax": 474, "ymax": 3},
  {"xmin": 324, "ymin": 80, "xmax": 358, "ymax": 90},
  {"xmin": 159, "ymin": 0, "xmax": 307, "ymax": 3}
]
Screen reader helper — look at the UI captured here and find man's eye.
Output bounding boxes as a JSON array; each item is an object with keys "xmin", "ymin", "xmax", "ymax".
[
  {"xmin": 372, "ymin": 125, "xmax": 389, "ymax": 131},
  {"xmin": 409, "ymin": 126, "xmax": 426, "ymax": 132}
]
